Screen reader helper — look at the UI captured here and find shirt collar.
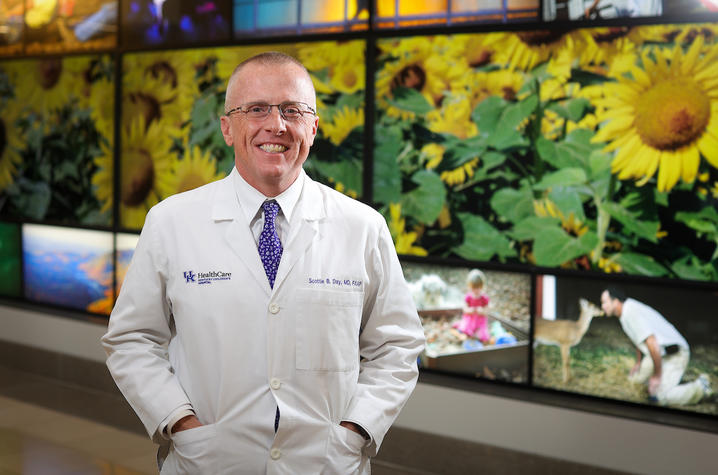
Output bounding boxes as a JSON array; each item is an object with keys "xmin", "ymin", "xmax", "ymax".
[{"xmin": 231, "ymin": 168, "xmax": 305, "ymax": 223}]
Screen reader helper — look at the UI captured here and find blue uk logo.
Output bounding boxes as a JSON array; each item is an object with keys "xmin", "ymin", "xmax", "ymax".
[{"xmin": 183, "ymin": 271, "xmax": 196, "ymax": 283}]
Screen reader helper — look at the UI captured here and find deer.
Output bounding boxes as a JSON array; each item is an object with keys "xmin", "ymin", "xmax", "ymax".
[{"xmin": 534, "ymin": 298, "xmax": 604, "ymax": 383}]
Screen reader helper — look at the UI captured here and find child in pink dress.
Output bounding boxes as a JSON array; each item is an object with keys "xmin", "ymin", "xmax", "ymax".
[{"xmin": 453, "ymin": 269, "xmax": 490, "ymax": 343}]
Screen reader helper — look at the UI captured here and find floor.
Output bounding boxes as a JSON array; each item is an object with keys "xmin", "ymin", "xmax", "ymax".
[
  {"xmin": 0, "ymin": 365, "xmax": 435, "ymax": 475},
  {"xmin": 0, "ymin": 364, "xmax": 625, "ymax": 475}
]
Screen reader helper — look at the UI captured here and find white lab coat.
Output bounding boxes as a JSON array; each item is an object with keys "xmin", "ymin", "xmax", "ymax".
[{"xmin": 102, "ymin": 168, "xmax": 425, "ymax": 474}]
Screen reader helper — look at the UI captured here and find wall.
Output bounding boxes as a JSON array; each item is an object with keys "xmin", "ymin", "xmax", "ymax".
[{"xmin": 1, "ymin": 303, "xmax": 716, "ymax": 474}]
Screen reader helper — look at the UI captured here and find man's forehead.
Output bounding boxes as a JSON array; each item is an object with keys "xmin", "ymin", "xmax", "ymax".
[{"xmin": 232, "ymin": 62, "xmax": 315, "ymax": 104}]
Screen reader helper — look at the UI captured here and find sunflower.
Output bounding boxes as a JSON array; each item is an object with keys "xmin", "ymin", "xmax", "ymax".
[
  {"xmin": 122, "ymin": 66, "xmax": 184, "ymax": 136},
  {"xmin": 422, "ymin": 143, "xmax": 445, "ymax": 169},
  {"xmin": 387, "ymin": 203, "xmax": 428, "ymax": 256},
  {"xmin": 440, "ymin": 158, "xmax": 479, "ymax": 186},
  {"xmin": 592, "ymin": 37, "xmax": 718, "ymax": 192},
  {"xmin": 0, "ymin": 100, "xmax": 24, "ymax": 192},
  {"xmin": 124, "ymin": 50, "xmax": 197, "ymax": 103},
  {"xmin": 376, "ymin": 43, "xmax": 449, "ymax": 119},
  {"xmin": 118, "ymin": 118, "xmax": 173, "ymax": 229},
  {"xmin": 123, "ymin": 52, "xmax": 194, "ymax": 131},
  {"xmin": 298, "ymin": 40, "xmax": 364, "ymax": 70},
  {"xmin": 330, "ymin": 61, "xmax": 365, "ymax": 95},
  {"xmin": 158, "ymin": 145, "xmax": 224, "ymax": 198},
  {"xmin": 321, "ymin": 106, "xmax": 364, "ymax": 146},
  {"xmin": 89, "ymin": 76, "xmax": 115, "ymax": 143},
  {"xmin": 446, "ymin": 32, "xmax": 507, "ymax": 69},
  {"xmin": 8, "ymin": 57, "xmax": 75, "ymax": 114},
  {"xmin": 426, "ymin": 98, "xmax": 477, "ymax": 139},
  {"xmin": 575, "ymin": 27, "xmax": 638, "ymax": 78},
  {"xmin": 92, "ymin": 139, "xmax": 114, "ymax": 217},
  {"xmin": 494, "ymin": 30, "xmax": 574, "ymax": 78},
  {"xmin": 534, "ymin": 198, "xmax": 588, "ymax": 237}
]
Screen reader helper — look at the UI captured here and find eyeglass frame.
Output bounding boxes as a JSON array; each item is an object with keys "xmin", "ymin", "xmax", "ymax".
[{"xmin": 224, "ymin": 101, "xmax": 317, "ymax": 121}]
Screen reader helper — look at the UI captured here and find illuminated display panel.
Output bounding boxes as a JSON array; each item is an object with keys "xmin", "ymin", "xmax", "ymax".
[
  {"xmin": 533, "ymin": 273, "xmax": 718, "ymax": 416},
  {"xmin": 374, "ymin": 0, "xmax": 539, "ymax": 28},
  {"xmin": 665, "ymin": 0, "xmax": 718, "ymax": 17},
  {"xmin": 374, "ymin": 23, "xmax": 718, "ymax": 283},
  {"xmin": 22, "ymin": 224, "xmax": 113, "ymax": 315},
  {"xmin": 543, "ymin": 0, "xmax": 662, "ymax": 21},
  {"xmin": 0, "ymin": 55, "xmax": 114, "ymax": 226},
  {"xmin": 122, "ymin": 0, "xmax": 231, "ymax": 49},
  {"xmin": 23, "ymin": 0, "xmax": 117, "ymax": 55},
  {"xmin": 120, "ymin": 40, "xmax": 365, "ymax": 230},
  {"xmin": 402, "ymin": 260, "xmax": 530, "ymax": 383},
  {"xmin": 0, "ymin": 0, "xmax": 24, "ymax": 55},
  {"xmin": 0, "ymin": 221, "xmax": 21, "ymax": 297},
  {"xmin": 233, "ymin": 0, "xmax": 368, "ymax": 37}
]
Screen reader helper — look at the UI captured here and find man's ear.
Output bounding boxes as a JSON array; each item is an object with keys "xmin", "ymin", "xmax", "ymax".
[
  {"xmin": 220, "ymin": 115, "xmax": 233, "ymax": 146},
  {"xmin": 308, "ymin": 115, "xmax": 319, "ymax": 146}
]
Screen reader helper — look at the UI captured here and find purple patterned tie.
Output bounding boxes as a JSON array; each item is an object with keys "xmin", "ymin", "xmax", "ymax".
[
  {"xmin": 258, "ymin": 200, "xmax": 283, "ymax": 289},
  {"xmin": 259, "ymin": 201, "xmax": 283, "ymax": 432}
]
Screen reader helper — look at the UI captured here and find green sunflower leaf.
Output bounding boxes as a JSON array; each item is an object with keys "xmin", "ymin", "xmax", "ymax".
[
  {"xmin": 385, "ymin": 87, "xmax": 433, "ymax": 115},
  {"xmin": 399, "ymin": 170, "xmax": 445, "ymax": 224},
  {"xmin": 454, "ymin": 213, "xmax": 516, "ymax": 261},
  {"xmin": 472, "ymin": 96, "xmax": 507, "ymax": 136},
  {"xmin": 491, "ymin": 185, "xmax": 534, "ymax": 224},
  {"xmin": 603, "ymin": 202, "xmax": 660, "ymax": 243},
  {"xmin": 547, "ymin": 98, "xmax": 591, "ymax": 122},
  {"xmin": 675, "ymin": 207, "xmax": 718, "ymax": 237},
  {"xmin": 613, "ymin": 252, "xmax": 668, "ymax": 277},
  {"xmin": 548, "ymin": 187, "xmax": 587, "ymax": 221},
  {"xmin": 510, "ymin": 216, "xmax": 562, "ymax": 241},
  {"xmin": 537, "ymin": 129, "xmax": 598, "ymax": 170},
  {"xmin": 670, "ymin": 254, "xmax": 717, "ymax": 281},
  {"xmin": 534, "ymin": 168, "xmax": 587, "ymax": 190},
  {"xmin": 533, "ymin": 228, "xmax": 598, "ymax": 267},
  {"xmin": 312, "ymin": 159, "xmax": 362, "ymax": 198},
  {"xmin": 373, "ymin": 125, "xmax": 403, "ymax": 204}
]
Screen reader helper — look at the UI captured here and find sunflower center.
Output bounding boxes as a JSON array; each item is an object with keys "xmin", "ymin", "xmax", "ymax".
[
  {"xmin": 390, "ymin": 64, "xmax": 426, "ymax": 94},
  {"xmin": 342, "ymin": 69, "xmax": 357, "ymax": 88},
  {"xmin": 468, "ymin": 50, "xmax": 492, "ymax": 68},
  {"xmin": 147, "ymin": 61, "xmax": 178, "ymax": 88},
  {"xmin": 635, "ymin": 79, "xmax": 710, "ymax": 150},
  {"xmin": 517, "ymin": 30, "xmax": 565, "ymax": 46},
  {"xmin": 38, "ymin": 59, "xmax": 62, "ymax": 90},
  {"xmin": 121, "ymin": 149, "xmax": 155, "ymax": 207},
  {"xmin": 592, "ymin": 27, "xmax": 630, "ymax": 43},
  {"xmin": 128, "ymin": 92, "xmax": 162, "ymax": 127},
  {"xmin": 178, "ymin": 172, "xmax": 205, "ymax": 193}
]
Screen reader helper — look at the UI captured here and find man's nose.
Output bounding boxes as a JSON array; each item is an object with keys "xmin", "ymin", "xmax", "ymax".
[{"xmin": 264, "ymin": 106, "xmax": 287, "ymax": 134}]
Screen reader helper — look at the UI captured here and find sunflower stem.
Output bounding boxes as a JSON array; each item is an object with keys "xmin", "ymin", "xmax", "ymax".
[{"xmin": 592, "ymin": 174, "xmax": 616, "ymax": 264}]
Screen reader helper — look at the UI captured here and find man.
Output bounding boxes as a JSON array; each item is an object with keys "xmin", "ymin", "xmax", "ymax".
[
  {"xmin": 600, "ymin": 288, "xmax": 711, "ymax": 406},
  {"xmin": 102, "ymin": 52, "xmax": 425, "ymax": 474}
]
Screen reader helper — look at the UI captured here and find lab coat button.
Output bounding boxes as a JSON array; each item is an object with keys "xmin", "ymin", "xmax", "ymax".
[
  {"xmin": 270, "ymin": 448, "xmax": 281, "ymax": 460},
  {"xmin": 269, "ymin": 303, "xmax": 280, "ymax": 314},
  {"xmin": 270, "ymin": 378, "xmax": 281, "ymax": 390}
]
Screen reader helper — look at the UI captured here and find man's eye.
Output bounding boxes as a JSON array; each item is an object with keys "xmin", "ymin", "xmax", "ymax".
[
  {"xmin": 249, "ymin": 105, "xmax": 267, "ymax": 113},
  {"xmin": 283, "ymin": 106, "xmax": 301, "ymax": 116}
]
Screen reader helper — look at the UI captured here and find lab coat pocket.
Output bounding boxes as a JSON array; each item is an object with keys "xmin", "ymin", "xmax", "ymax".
[
  {"xmin": 322, "ymin": 424, "xmax": 366, "ymax": 475},
  {"xmin": 166, "ymin": 423, "xmax": 218, "ymax": 474},
  {"xmin": 296, "ymin": 288, "xmax": 363, "ymax": 371}
]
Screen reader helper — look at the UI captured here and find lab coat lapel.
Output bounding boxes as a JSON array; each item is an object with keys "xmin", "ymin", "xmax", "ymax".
[
  {"xmin": 212, "ymin": 173, "xmax": 272, "ymax": 297},
  {"xmin": 273, "ymin": 177, "xmax": 325, "ymax": 292}
]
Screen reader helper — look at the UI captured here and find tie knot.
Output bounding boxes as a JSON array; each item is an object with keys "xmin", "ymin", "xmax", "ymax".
[{"xmin": 262, "ymin": 200, "xmax": 280, "ymax": 220}]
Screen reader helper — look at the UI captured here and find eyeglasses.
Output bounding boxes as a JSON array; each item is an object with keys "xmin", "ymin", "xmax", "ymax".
[{"xmin": 225, "ymin": 102, "xmax": 316, "ymax": 121}]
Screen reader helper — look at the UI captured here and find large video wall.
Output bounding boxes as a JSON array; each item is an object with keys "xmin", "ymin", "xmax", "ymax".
[{"xmin": 1, "ymin": 0, "xmax": 717, "ymax": 429}]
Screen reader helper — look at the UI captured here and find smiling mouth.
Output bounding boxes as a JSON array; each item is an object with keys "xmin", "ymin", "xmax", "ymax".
[{"xmin": 259, "ymin": 144, "xmax": 287, "ymax": 153}]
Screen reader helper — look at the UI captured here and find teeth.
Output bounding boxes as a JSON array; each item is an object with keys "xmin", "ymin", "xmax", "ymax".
[{"xmin": 260, "ymin": 144, "xmax": 287, "ymax": 153}]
